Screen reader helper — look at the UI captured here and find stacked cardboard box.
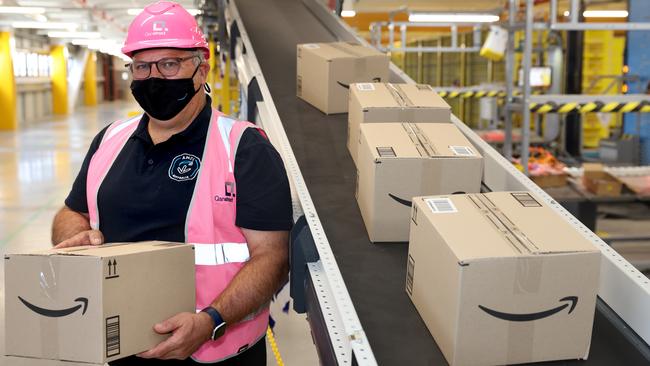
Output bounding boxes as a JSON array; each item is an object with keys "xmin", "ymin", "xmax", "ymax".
[
  {"xmin": 347, "ymin": 82, "xmax": 451, "ymax": 165},
  {"xmin": 4, "ymin": 242, "xmax": 195, "ymax": 364},
  {"xmin": 356, "ymin": 122, "xmax": 483, "ymax": 242},
  {"xmin": 296, "ymin": 42, "xmax": 389, "ymax": 114},
  {"xmin": 407, "ymin": 192, "xmax": 600, "ymax": 365}
]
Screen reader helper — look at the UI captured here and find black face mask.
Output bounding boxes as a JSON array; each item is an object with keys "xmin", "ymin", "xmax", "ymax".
[{"xmin": 130, "ymin": 65, "xmax": 201, "ymax": 121}]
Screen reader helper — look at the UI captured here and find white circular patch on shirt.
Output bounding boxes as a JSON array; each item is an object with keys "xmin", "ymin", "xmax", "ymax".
[{"xmin": 168, "ymin": 153, "xmax": 201, "ymax": 182}]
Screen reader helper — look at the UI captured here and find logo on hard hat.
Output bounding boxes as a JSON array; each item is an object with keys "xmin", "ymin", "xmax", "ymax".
[
  {"xmin": 152, "ymin": 21, "xmax": 169, "ymax": 32},
  {"xmin": 146, "ymin": 21, "xmax": 169, "ymax": 37}
]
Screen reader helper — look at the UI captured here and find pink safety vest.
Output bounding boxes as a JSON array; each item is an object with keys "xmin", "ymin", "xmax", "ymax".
[{"xmin": 86, "ymin": 108, "xmax": 270, "ymax": 363}]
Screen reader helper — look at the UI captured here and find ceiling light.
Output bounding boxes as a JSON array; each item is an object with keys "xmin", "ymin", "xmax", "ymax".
[
  {"xmin": 583, "ymin": 10, "xmax": 628, "ymax": 18},
  {"xmin": 409, "ymin": 13, "xmax": 499, "ymax": 23},
  {"xmin": 12, "ymin": 21, "xmax": 78, "ymax": 30},
  {"xmin": 563, "ymin": 11, "xmax": 570, "ymax": 17},
  {"xmin": 0, "ymin": 6, "xmax": 46, "ymax": 14},
  {"xmin": 127, "ymin": 8, "xmax": 201, "ymax": 16},
  {"xmin": 341, "ymin": 10, "xmax": 356, "ymax": 18},
  {"xmin": 47, "ymin": 31, "xmax": 100, "ymax": 39},
  {"xmin": 34, "ymin": 14, "xmax": 47, "ymax": 22}
]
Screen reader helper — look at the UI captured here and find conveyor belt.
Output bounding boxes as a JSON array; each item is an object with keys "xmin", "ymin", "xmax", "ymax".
[{"xmin": 234, "ymin": 0, "xmax": 649, "ymax": 364}]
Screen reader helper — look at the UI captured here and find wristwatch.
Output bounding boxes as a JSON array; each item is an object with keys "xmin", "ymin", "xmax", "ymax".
[{"xmin": 201, "ymin": 306, "xmax": 227, "ymax": 341}]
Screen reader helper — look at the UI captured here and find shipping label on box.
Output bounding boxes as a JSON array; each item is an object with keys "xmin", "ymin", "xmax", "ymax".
[
  {"xmin": 407, "ymin": 192, "xmax": 600, "ymax": 366},
  {"xmin": 5, "ymin": 242, "xmax": 195, "ymax": 364},
  {"xmin": 296, "ymin": 42, "xmax": 389, "ymax": 114},
  {"xmin": 356, "ymin": 122, "xmax": 482, "ymax": 242},
  {"xmin": 347, "ymin": 82, "xmax": 451, "ymax": 165}
]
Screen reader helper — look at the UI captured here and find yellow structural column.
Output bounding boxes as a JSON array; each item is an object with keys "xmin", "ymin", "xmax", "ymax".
[
  {"xmin": 84, "ymin": 51, "xmax": 98, "ymax": 106},
  {"xmin": 50, "ymin": 45, "xmax": 68, "ymax": 115},
  {"xmin": 208, "ymin": 40, "xmax": 217, "ymax": 107},
  {"xmin": 0, "ymin": 32, "xmax": 17, "ymax": 130},
  {"xmin": 221, "ymin": 53, "xmax": 231, "ymax": 115}
]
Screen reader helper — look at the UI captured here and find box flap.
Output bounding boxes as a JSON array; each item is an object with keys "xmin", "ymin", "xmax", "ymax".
[
  {"xmin": 360, "ymin": 123, "xmax": 481, "ymax": 159},
  {"xmin": 412, "ymin": 192, "xmax": 598, "ymax": 263},
  {"xmin": 353, "ymin": 83, "xmax": 450, "ymax": 111},
  {"xmin": 301, "ymin": 42, "xmax": 384, "ymax": 60},
  {"xmin": 9, "ymin": 241, "xmax": 188, "ymax": 258}
]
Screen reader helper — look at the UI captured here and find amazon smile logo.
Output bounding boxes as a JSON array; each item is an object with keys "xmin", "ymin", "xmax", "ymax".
[
  {"xmin": 18, "ymin": 296, "xmax": 89, "ymax": 317},
  {"xmin": 478, "ymin": 296, "xmax": 578, "ymax": 322}
]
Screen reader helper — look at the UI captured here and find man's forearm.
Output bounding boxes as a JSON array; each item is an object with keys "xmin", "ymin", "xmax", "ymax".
[
  {"xmin": 51, "ymin": 206, "xmax": 91, "ymax": 245},
  {"xmin": 212, "ymin": 252, "xmax": 288, "ymax": 324}
]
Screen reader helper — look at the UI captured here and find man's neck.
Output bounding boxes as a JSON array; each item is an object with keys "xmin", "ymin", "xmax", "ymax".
[{"xmin": 148, "ymin": 94, "xmax": 207, "ymax": 145}]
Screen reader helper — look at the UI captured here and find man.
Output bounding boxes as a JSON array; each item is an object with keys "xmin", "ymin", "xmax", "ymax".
[{"xmin": 51, "ymin": 2, "xmax": 292, "ymax": 365}]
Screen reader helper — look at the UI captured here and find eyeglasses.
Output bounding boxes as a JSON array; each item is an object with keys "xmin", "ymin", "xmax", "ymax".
[{"xmin": 126, "ymin": 55, "xmax": 199, "ymax": 79}]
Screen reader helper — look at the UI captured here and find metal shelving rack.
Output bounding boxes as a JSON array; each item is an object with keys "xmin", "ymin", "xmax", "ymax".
[{"xmin": 508, "ymin": 0, "xmax": 650, "ymax": 173}]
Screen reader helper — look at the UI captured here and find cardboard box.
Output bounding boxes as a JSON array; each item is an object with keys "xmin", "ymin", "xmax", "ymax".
[
  {"xmin": 5, "ymin": 242, "xmax": 195, "ymax": 364},
  {"xmin": 582, "ymin": 163, "xmax": 623, "ymax": 197},
  {"xmin": 296, "ymin": 42, "xmax": 389, "ymax": 114},
  {"xmin": 530, "ymin": 173, "xmax": 568, "ymax": 188},
  {"xmin": 356, "ymin": 122, "xmax": 483, "ymax": 242},
  {"xmin": 348, "ymin": 82, "xmax": 451, "ymax": 165},
  {"xmin": 407, "ymin": 192, "xmax": 600, "ymax": 366}
]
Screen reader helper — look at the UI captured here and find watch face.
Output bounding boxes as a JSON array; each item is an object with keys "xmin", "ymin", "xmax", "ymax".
[{"xmin": 211, "ymin": 322, "xmax": 227, "ymax": 341}]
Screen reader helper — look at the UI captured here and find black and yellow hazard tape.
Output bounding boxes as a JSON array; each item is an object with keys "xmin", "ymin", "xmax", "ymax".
[
  {"xmin": 437, "ymin": 90, "xmax": 541, "ymax": 99},
  {"xmin": 528, "ymin": 100, "xmax": 650, "ymax": 114}
]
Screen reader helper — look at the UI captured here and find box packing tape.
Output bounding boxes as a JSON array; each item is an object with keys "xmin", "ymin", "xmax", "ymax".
[
  {"xmin": 466, "ymin": 194, "xmax": 539, "ymax": 254},
  {"xmin": 465, "ymin": 193, "xmax": 543, "ymax": 363},
  {"xmin": 402, "ymin": 123, "xmax": 438, "ymax": 157},
  {"xmin": 386, "ymin": 83, "xmax": 419, "ymax": 122}
]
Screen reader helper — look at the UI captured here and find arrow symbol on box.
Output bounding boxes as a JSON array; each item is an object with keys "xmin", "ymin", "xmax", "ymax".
[{"xmin": 478, "ymin": 296, "xmax": 578, "ymax": 322}]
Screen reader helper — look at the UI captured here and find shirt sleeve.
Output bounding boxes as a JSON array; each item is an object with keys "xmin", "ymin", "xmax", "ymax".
[
  {"xmin": 234, "ymin": 128, "xmax": 293, "ymax": 231},
  {"xmin": 64, "ymin": 126, "xmax": 109, "ymax": 213}
]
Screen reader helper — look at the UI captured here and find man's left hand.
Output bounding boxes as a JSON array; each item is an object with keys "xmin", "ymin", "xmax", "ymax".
[{"xmin": 137, "ymin": 312, "xmax": 213, "ymax": 360}]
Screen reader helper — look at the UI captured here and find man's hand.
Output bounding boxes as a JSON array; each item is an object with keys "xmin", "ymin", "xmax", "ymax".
[
  {"xmin": 54, "ymin": 229, "xmax": 104, "ymax": 248},
  {"xmin": 137, "ymin": 312, "xmax": 213, "ymax": 360}
]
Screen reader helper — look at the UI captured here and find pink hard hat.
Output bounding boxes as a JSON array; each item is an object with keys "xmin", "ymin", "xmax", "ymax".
[{"xmin": 122, "ymin": 1, "xmax": 209, "ymax": 59}]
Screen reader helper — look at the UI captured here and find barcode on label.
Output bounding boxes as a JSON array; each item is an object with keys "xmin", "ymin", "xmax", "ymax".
[
  {"xmin": 511, "ymin": 192, "xmax": 542, "ymax": 207},
  {"xmin": 376, "ymin": 147, "xmax": 396, "ymax": 157},
  {"xmin": 302, "ymin": 43, "xmax": 320, "ymax": 49},
  {"xmin": 449, "ymin": 145, "xmax": 475, "ymax": 156},
  {"xmin": 106, "ymin": 316, "xmax": 120, "ymax": 358},
  {"xmin": 425, "ymin": 198, "xmax": 457, "ymax": 213},
  {"xmin": 406, "ymin": 255, "xmax": 415, "ymax": 295},
  {"xmin": 357, "ymin": 83, "xmax": 375, "ymax": 91},
  {"xmin": 416, "ymin": 84, "xmax": 432, "ymax": 91}
]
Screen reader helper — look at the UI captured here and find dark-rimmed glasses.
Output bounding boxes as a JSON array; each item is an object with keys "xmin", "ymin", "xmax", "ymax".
[{"xmin": 126, "ymin": 55, "xmax": 199, "ymax": 80}]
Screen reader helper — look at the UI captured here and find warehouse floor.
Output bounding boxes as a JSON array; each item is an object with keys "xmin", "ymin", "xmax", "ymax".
[{"xmin": 0, "ymin": 101, "xmax": 318, "ymax": 365}]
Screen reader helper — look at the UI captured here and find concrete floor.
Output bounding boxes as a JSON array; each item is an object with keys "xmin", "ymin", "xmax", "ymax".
[{"xmin": 0, "ymin": 102, "xmax": 318, "ymax": 365}]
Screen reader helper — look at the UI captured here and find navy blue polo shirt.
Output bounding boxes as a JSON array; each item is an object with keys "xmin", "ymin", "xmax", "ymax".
[{"xmin": 65, "ymin": 96, "xmax": 293, "ymax": 243}]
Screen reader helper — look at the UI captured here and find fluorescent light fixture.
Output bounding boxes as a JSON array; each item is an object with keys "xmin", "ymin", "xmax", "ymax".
[
  {"xmin": 341, "ymin": 10, "xmax": 356, "ymax": 18},
  {"xmin": 34, "ymin": 14, "xmax": 47, "ymax": 22},
  {"xmin": 47, "ymin": 31, "xmax": 100, "ymax": 39},
  {"xmin": 0, "ymin": 6, "xmax": 46, "ymax": 14},
  {"xmin": 409, "ymin": 13, "xmax": 499, "ymax": 23},
  {"xmin": 583, "ymin": 10, "xmax": 628, "ymax": 18},
  {"xmin": 12, "ymin": 21, "xmax": 78, "ymax": 30},
  {"xmin": 127, "ymin": 8, "xmax": 201, "ymax": 16}
]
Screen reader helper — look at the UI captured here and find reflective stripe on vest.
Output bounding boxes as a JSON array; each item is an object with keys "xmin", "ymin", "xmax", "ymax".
[
  {"xmin": 86, "ymin": 109, "xmax": 270, "ymax": 363},
  {"xmin": 193, "ymin": 243, "xmax": 250, "ymax": 265}
]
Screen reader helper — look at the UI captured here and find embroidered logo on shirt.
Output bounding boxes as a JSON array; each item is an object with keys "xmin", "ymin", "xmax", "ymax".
[
  {"xmin": 215, "ymin": 181, "xmax": 236, "ymax": 203},
  {"xmin": 168, "ymin": 153, "xmax": 201, "ymax": 182}
]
